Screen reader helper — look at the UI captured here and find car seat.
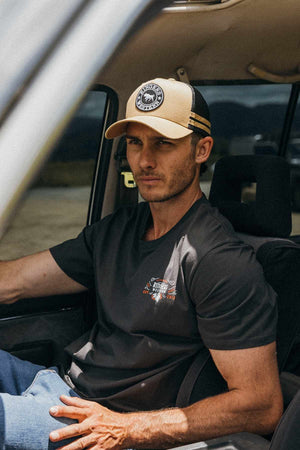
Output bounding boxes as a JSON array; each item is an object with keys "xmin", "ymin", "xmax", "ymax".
[
  {"xmin": 176, "ymin": 155, "xmax": 300, "ymax": 409},
  {"xmin": 209, "ymin": 155, "xmax": 300, "ymax": 380},
  {"xmin": 174, "ymin": 155, "xmax": 300, "ymax": 449},
  {"xmin": 209, "ymin": 154, "xmax": 292, "ymax": 238}
]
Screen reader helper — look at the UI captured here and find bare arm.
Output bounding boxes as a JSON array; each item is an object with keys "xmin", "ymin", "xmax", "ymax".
[
  {"xmin": 0, "ymin": 250, "xmax": 87, "ymax": 304},
  {"xmin": 49, "ymin": 341, "xmax": 283, "ymax": 449},
  {"xmin": 124, "ymin": 342, "xmax": 283, "ymax": 447}
]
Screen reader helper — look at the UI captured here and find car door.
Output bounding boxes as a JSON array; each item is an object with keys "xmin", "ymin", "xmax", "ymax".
[
  {"xmin": 0, "ymin": 85, "xmax": 117, "ymax": 367},
  {"xmin": 0, "ymin": 0, "xmax": 172, "ymax": 366}
]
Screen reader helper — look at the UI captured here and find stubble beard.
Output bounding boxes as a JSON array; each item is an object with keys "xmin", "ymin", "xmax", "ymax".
[{"xmin": 137, "ymin": 154, "xmax": 198, "ymax": 203}]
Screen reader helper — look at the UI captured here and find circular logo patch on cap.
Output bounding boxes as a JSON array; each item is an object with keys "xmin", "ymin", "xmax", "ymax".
[{"xmin": 135, "ymin": 83, "xmax": 164, "ymax": 111}]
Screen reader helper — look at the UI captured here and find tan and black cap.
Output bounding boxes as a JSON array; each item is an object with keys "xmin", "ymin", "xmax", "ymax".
[{"xmin": 105, "ymin": 78, "xmax": 211, "ymax": 140}]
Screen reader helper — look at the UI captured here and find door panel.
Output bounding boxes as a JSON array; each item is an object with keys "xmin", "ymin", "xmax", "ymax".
[{"xmin": 0, "ymin": 293, "xmax": 91, "ymax": 366}]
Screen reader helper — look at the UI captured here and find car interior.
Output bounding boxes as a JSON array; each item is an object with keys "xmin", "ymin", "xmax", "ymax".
[{"xmin": 0, "ymin": 0, "xmax": 299, "ymax": 448}]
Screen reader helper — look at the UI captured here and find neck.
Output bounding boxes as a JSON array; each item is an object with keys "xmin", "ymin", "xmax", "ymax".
[{"xmin": 144, "ymin": 186, "xmax": 203, "ymax": 241}]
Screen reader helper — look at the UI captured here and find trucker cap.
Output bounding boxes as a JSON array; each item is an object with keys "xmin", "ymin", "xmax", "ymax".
[{"xmin": 105, "ymin": 78, "xmax": 211, "ymax": 140}]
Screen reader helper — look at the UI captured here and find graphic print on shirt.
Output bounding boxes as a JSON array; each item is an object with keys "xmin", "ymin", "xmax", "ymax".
[{"xmin": 143, "ymin": 277, "xmax": 177, "ymax": 302}]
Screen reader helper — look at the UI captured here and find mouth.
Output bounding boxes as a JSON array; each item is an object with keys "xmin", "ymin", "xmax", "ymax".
[{"xmin": 137, "ymin": 176, "xmax": 162, "ymax": 185}]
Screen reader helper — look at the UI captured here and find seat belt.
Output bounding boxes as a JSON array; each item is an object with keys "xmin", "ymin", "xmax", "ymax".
[{"xmin": 176, "ymin": 352, "xmax": 211, "ymax": 407}]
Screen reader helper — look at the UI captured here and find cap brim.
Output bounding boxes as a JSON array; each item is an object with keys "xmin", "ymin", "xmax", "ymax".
[{"xmin": 105, "ymin": 116, "xmax": 193, "ymax": 140}]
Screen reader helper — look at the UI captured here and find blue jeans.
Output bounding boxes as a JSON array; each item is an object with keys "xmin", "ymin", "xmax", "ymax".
[{"xmin": 0, "ymin": 350, "xmax": 79, "ymax": 449}]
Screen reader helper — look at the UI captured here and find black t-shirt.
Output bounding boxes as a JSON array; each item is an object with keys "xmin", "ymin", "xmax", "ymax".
[{"xmin": 50, "ymin": 197, "xmax": 277, "ymax": 412}]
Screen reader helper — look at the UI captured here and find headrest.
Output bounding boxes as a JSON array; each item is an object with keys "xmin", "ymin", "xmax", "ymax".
[{"xmin": 209, "ymin": 155, "xmax": 292, "ymax": 237}]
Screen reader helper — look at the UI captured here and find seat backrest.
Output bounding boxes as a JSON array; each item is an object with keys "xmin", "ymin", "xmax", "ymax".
[
  {"xmin": 256, "ymin": 240, "xmax": 300, "ymax": 373},
  {"xmin": 270, "ymin": 390, "xmax": 300, "ymax": 449},
  {"xmin": 209, "ymin": 155, "xmax": 291, "ymax": 237},
  {"xmin": 209, "ymin": 155, "xmax": 300, "ymax": 375}
]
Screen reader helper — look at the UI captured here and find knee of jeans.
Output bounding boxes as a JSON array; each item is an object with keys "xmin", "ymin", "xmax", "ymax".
[{"xmin": 0, "ymin": 349, "xmax": 11, "ymax": 361}]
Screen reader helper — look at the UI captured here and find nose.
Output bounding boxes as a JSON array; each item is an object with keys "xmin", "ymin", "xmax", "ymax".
[{"xmin": 139, "ymin": 143, "xmax": 156, "ymax": 170}]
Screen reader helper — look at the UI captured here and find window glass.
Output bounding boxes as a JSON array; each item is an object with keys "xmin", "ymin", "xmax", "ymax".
[
  {"xmin": 198, "ymin": 83, "xmax": 291, "ymax": 161},
  {"xmin": 195, "ymin": 84, "xmax": 294, "ymax": 229},
  {"xmin": 288, "ymin": 94, "xmax": 300, "ymax": 234},
  {"xmin": 0, "ymin": 90, "xmax": 107, "ymax": 259}
]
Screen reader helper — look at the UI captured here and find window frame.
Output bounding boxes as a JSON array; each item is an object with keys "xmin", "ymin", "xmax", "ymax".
[
  {"xmin": 279, "ymin": 84, "xmax": 300, "ymax": 157},
  {"xmin": 87, "ymin": 84, "xmax": 119, "ymax": 225}
]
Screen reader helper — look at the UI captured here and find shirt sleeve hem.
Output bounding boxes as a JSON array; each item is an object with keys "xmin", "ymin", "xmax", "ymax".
[
  {"xmin": 205, "ymin": 334, "xmax": 277, "ymax": 351},
  {"xmin": 50, "ymin": 246, "xmax": 92, "ymax": 289}
]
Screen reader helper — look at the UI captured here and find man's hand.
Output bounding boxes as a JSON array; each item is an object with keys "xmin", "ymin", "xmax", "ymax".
[{"xmin": 49, "ymin": 396, "xmax": 128, "ymax": 450}]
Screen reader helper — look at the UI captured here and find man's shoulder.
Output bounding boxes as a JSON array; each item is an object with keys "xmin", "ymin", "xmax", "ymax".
[
  {"xmin": 183, "ymin": 197, "xmax": 269, "ymax": 281},
  {"xmin": 187, "ymin": 197, "xmax": 242, "ymax": 250}
]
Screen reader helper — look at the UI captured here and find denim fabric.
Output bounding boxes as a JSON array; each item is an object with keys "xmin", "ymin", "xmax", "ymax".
[
  {"xmin": 0, "ymin": 350, "xmax": 79, "ymax": 450},
  {"xmin": 0, "ymin": 350, "xmax": 45, "ymax": 395}
]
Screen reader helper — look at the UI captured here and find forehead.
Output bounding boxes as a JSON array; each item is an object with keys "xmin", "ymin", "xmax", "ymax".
[
  {"xmin": 126, "ymin": 122, "xmax": 164, "ymax": 138},
  {"xmin": 125, "ymin": 123, "xmax": 190, "ymax": 145}
]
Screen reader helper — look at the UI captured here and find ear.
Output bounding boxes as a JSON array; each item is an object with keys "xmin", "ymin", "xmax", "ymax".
[{"xmin": 195, "ymin": 137, "xmax": 214, "ymax": 164}]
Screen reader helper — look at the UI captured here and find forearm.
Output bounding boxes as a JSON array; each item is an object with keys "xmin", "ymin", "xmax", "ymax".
[
  {"xmin": 124, "ymin": 389, "xmax": 283, "ymax": 449},
  {"xmin": 0, "ymin": 259, "xmax": 23, "ymax": 303},
  {"xmin": 0, "ymin": 254, "xmax": 56, "ymax": 303},
  {"xmin": 0, "ymin": 250, "xmax": 86, "ymax": 304}
]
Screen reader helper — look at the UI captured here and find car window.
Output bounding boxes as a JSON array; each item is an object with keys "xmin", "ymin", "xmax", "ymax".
[
  {"xmin": 288, "ymin": 94, "xmax": 300, "ymax": 233},
  {"xmin": 0, "ymin": 89, "xmax": 107, "ymax": 260},
  {"xmin": 196, "ymin": 83, "xmax": 300, "ymax": 235}
]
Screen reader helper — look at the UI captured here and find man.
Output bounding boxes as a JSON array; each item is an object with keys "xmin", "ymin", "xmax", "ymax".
[{"xmin": 0, "ymin": 78, "xmax": 283, "ymax": 450}]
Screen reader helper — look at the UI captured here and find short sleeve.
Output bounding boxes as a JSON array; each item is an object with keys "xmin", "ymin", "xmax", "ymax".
[
  {"xmin": 190, "ymin": 243, "xmax": 278, "ymax": 350},
  {"xmin": 50, "ymin": 221, "xmax": 102, "ymax": 289}
]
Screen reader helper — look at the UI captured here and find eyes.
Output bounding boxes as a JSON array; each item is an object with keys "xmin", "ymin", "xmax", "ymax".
[
  {"xmin": 157, "ymin": 139, "xmax": 174, "ymax": 147},
  {"xmin": 126, "ymin": 137, "xmax": 141, "ymax": 146},
  {"xmin": 126, "ymin": 137, "xmax": 174, "ymax": 148}
]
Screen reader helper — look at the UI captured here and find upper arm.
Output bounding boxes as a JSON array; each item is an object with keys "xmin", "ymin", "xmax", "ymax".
[
  {"xmin": 1, "ymin": 249, "xmax": 87, "ymax": 303},
  {"xmin": 190, "ymin": 245, "xmax": 278, "ymax": 351},
  {"xmin": 209, "ymin": 342, "xmax": 283, "ymax": 411}
]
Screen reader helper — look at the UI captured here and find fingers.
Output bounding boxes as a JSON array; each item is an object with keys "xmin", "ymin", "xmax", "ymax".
[
  {"xmin": 50, "ymin": 405, "xmax": 85, "ymax": 420},
  {"xmin": 50, "ymin": 396, "xmax": 94, "ymax": 420},
  {"xmin": 49, "ymin": 421, "xmax": 86, "ymax": 443},
  {"xmin": 56, "ymin": 434, "xmax": 95, "ymax": 450},
  {"xmin": 49, "ymin": 397, "xmax": 99, "ymax": 444},
  {"xmin": 49, "ymin": 396, "xmax": 119, "ymax": 449},
  {"xmin": 60, "ymin": 395, "xmax": 94, "ymax": 408}
]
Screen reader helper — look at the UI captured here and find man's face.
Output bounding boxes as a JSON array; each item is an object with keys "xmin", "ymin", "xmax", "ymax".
[{"xmin": 126, "ymin": 123, "xmax": 200, "ymax": 203}]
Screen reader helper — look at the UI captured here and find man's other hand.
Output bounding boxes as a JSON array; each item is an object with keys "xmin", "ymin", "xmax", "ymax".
[{"xmin": 49, "ymin": 396, "xmax": 128, "ymax": 450}]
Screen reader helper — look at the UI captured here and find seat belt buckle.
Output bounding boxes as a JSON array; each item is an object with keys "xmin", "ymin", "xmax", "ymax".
[{"xmin": 121, "ymin": 171, "xmax": 136, "ymax": 188}]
